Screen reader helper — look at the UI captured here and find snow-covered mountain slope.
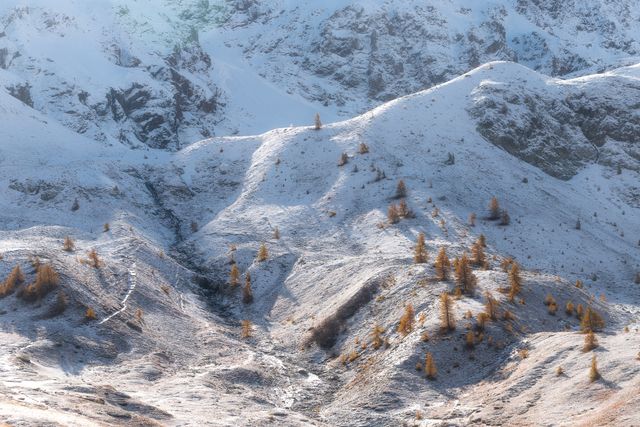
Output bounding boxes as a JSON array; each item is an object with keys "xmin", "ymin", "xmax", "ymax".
[
  {"xmin": 0, "ymin": 61, "xmax": 639, "ymax": 425},
  {"xmin": 3, "ymin": 0, "xmax": 640, "ymax": 149}
]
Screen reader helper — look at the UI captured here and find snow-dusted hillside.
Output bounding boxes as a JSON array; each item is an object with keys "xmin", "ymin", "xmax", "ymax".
[
  {"xmin": 0, "ymin": 60, "xmax": 638, "ymax": 425},
  {"xmin": 3, "ymin": 1, "xmax": 640, "ymax": 149}
]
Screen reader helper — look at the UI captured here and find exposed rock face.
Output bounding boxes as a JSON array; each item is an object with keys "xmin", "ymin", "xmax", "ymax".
[
  {"xmin": 2, "ymin": 1, "xmax": 640, "ymax": 152},
  {"xmin": 0, "ymin": 4, "xmax": 224, "ymax": 150},
  {"xmin": 469, "ymin": 66, "xmax": 640, "ymax": 179},
  {"xmin": 229, "ymin": 1, "xmax": 640, "ymax": 110}
]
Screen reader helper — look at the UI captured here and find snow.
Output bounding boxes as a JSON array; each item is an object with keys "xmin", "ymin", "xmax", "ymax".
[{"xmin": 0, "ymin": 6, "xmax": 638, "ymax": 423}]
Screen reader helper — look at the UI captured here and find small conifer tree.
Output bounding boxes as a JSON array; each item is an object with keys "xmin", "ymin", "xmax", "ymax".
[
  {"xmin": 565, "ymin": 301, "xmax": 575, "ymax": 315},
  {"xmin": 434, "ymin": 247, "xmax": 451, "ymax": 281},
  {"xmin": 63, "ymin": 236, "xmax": 75, "ymax": 252},
  {"xmin": 21, "ymin": 264, "xmax": 59, "ymax": 301},
  {"xmin": 371, "ymin": 324, "xmax": 385, "ymax": 349},
  {"xmin": 230, "ymin": 264, "xmax": 240, "ymax": 287},
  {"xmin": 87, "ymin": 249, "xmax": 101, "ymax": 268},
  {"xmin": 273, "ymin": 227, "xmax": 280, "ymax": 240},
  {"xmin": 387, "ymin": 204, "xmax": 400, "ymax": 224},
  {"xmin": 337, "ymin": 152, "xmax": 349, "ymax": 166},
  {"xmin": 576, "ymin": 303, "xmax": 584, "ymax": 319},
  {"xmin": 398, "ymin": 199, "xmax": 411, "ymax": 218},
  {"xmin": 499, "ymin": 210, "xmax": 510, "ymax": 226},
  {"xmin": 85, "ymin": 307, "xmax": 97, "ymax": 320},
  {"xmin": 476, "ymin": 312, "xmax": 489, "ymax": 331},
  {"xmin": 471, "ymin": 240, "xmax": 486, "ymax": 268},
  {"xmin": 257, "ymin": 243, "xmax": 268, "ymax": 262},
  {"xmin": 425, "ymin": 352, "xmax": 437, "ymax": 380},
  {"xmin": 358, "ymin": 142, "xmax": 369, "ymax": 154},
  {"xmin": 414, "ymin": 233, "xmax": 428, "ymax": 264},
  {"xmin": 395, "ymin": 180, "xmax": 407, "ymax": 199},
  {"xmin": 103, "ymin": 223, "xmax": 110, "ymax": 232},
  {"xmin": 0, "ymin": 265, "xmax": 24, "ymax": 297},
  {"xmin": 468, "ymin": 213, "xmax": 476, "ymax": 227},
  {"xmin": 398, "ymin": 304, "xmax": 415, "ymax": 335},
  {"xmin": 241, "ymin": 319, "xmax": 252, "ymax": 338},
  {"xmin": 465, "ymin": 330, "xmax": 475, "ymax": 349},
  {"xmin": 439, "ymin": 292, "xmax": 455, "ymax": 332},
  {"xmin": 583, "ymin": 330, "xmax": 598, "ymax": 352},
  {"xmin": 478, "ymin": 234, "xmax": 487, "ymax": 247},
  {"xmin": 484, "ymin": 291, "xmax": 499, "ymax": 320},
  {"xmin": 455, "ymin": 253, "xmax": 477, "ymax": 295},
  {"xmin": 53, "ymin": 290, "xmax": 68, "ymax": 315},
  {"xmin": 488, "ymin": 196, "xmax": 500, "ymax": 220},
  {"xmin": 314, "ymin": 113, "xmax": 322, "ymax": 130},
  {"xmin": 508, "ymin": 262, "xmax": 522, "ymax": 302},
  {"xmin": 589, "ymin": 355, "xmax": 600, "ymax": 382},
  {"xmin": 243, "ymin": 272, "xmax": 254, "ymax": 304},
  {"xmin": 580, "ymin": 307, "xmax": 605, "ymax": 332}
]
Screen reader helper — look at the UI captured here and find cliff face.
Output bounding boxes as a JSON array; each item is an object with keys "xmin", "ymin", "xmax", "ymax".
[{"xmin": 2, "ymin": 1, "xmax": 640, "ymax": 150}]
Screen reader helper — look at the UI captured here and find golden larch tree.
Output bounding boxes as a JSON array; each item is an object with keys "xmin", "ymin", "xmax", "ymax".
[
  {"xmin": 471, "ymin": 240, "xmax": 486, "ymax": 268},
  {"xmin": 488, "ymin": 196, "xmax": 500, "ymax": 219},
  {"xmin": 439, "ymin": 292, "xmax": 455, "ymax": 332},
  {"xmin": 414, "ymin": 233, "xmax": 428, "ymax": 264},
  {"xmin": 425, "ymin": 352, "xmax": 437, "ymax": 380},
  {"xmin": 484, "ymin": 291, "xmax": 499, "ymax": 320},
  {"xmin": 398, "ymin": 304, "xmax": 415, "ymax": 335},
  {"xmin": 508, "ymin": 262, "xmax": 522, "ymax": 302},
  {"xmin": 230, "ymin": 264, "xmax": 240, "ymax": 287},
  {"xmin": 395, "ymin": 180, "xmax": 407, "ymax": 199},
  {"xmin": 257, "ymin": 243, "xmax": 268, "ymax": 262},
  {"xmin": 455, "ymin": 253, "xmax": 477, "ymax": 295},
  {"xmin": 243, "ymin": 272, "xmax": 254, "ymax": 304},
  {"xmin": 434, "ymin": 247, "xmax": 451, "ymax": 281}
]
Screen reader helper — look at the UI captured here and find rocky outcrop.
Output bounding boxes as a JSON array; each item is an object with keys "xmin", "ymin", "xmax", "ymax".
[
  {"xmin": 232, "ymin": 1, "xmax": 640, "ymax": 111},
  {"xmin": 469, "ymin": 69, "xmax": 640, "ymax": 179}
]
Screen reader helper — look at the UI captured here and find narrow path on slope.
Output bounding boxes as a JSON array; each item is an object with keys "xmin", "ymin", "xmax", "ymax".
[{"xmin": 99, "ymin": 262, "xmax": 138, "ymax": 325}]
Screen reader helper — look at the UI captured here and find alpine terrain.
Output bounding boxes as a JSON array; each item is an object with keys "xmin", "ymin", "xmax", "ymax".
[{"xmin": 0, "ymin": 1, "xmax": 638, "ymax": 426}]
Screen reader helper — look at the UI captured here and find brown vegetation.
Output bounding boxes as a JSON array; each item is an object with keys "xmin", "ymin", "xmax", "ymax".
[
  {"xmin": 63, "ymin": 236, "xmax": 75, "ymax": 252},
  {"xmin": 243, "ymin": 272, "xmax": 254, "ymax": 304},
  {"xmin": 434, "ymin": 247, "xmax": 451, "ymax": 281},
  {"xmin": 580, "ymin": 307, "xmax": 605, "ymax": 332},
  {"xmin": 589, "ymin": 355, "xmax": 600, "ymax": 382},
  {"xmin": 387, "ymin": 204, "xmax": 400, "ymax": 224},
  {"xmin": 424, "ymin": 352, "xmax": 437, "ymax": 380},
  {"xmin": 230, "ymin": 264, "xmax": 240, "ymax": 287},
  {"xmin": 484, "ymin": 291, "xmax": 499, "ymax": 320},
  {"xmin": 439, "ymin": 292, "xmax": 455, "ymax": 332},
  {"xmin": 19, "ymin": 264, "xmax": 59, "ymax": 302},
  {"xmin": 507, "ymin": 262, "xmax": 522, "ymax": 302},
  {"xmin": 488, "ymin": 196, "xmax": 500, "ymax": 220},
  {"xmin": 241, "ymin": 320, "xmax": 252, "ymax": 338},
  {"xmin": 395, "ymin": 180, "xmax": 407, "ymax": 199},
  {"xmin": 414, "ymin": 233, "xmax": 428, "ymax": 264},
  {"xmin": 398, "ymin": 304, "xmax": 415, "ymax": 336},
  {"xmin": 0, "ymin": 265, "xmax": 24, "ymax": 298},
  {"xmin": 583, "ymin": 331, "xmax": 598, "ymax": 352},
  {"xmin": 454, "ymin": 253, "xmax": 477, "ymax": 295},
  {"xmin": 257, "ymin": 243, "xmax": 268, "ymax": 262}
]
